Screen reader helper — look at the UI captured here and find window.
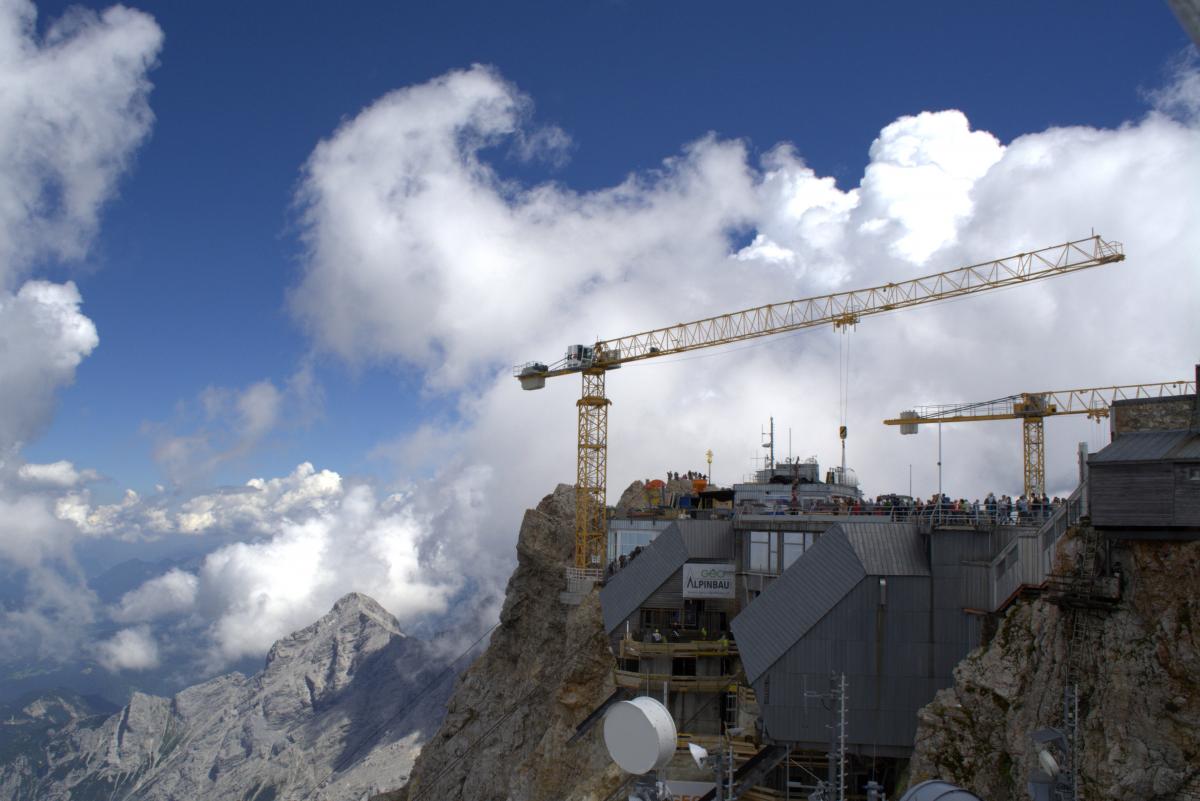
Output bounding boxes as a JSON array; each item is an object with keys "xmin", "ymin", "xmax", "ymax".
[
  {"xmin": 620, "ymin": 658, "xmax": 640, "ymax": 672},
  {"xmin": 1188, "ymin": 467, "xmax": 1200, "ymax": 481},
  {"xmin": 783, "ymin": 532, "xmax": 807, "ymax": 568},
  {"xmin": 750, "ymin": 531, "xmax": 777, "ymax": 572},
  {"xmin": 641, "ymin": 608, "xmax": 674, "ymax": 632},
  {"xmin": 614, "ymin": 529, "xmax": 654, "ymax": 558},
  {"xmin": 672, "ymin": 657, "xmax": 697, "ymax": 676},
  {"xmin": 722, "ymin": 692, "xmax": 738, "ymax": 727}
]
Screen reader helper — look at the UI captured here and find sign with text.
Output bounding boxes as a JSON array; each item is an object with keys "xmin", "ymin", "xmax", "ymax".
[{"xmin": 682, "ymin": 563, "xmax": 735, "ymax": 599}]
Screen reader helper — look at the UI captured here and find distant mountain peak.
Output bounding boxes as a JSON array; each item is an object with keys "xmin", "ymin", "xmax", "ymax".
[
  {"xmin": 0, "ymin": 595, "xmax": 455, "ymax": 801},
  {"xmin": 330, "ymin": 591, "xmax": 402, "ymax": 629}
]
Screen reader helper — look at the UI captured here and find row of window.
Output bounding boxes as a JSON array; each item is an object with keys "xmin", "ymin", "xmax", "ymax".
[{"xmin": 748, "ymin": 530, "xmax": 815, "ymax": 573}]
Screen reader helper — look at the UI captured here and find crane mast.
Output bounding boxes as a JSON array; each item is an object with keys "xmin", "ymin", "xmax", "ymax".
[
  {"xmin": 515, "ymin": 235, "xmax": 1125, "ymax": 573},
  {"xmin": 884, "ymin": 380, "xmax": 1196, "ymax": 498}
]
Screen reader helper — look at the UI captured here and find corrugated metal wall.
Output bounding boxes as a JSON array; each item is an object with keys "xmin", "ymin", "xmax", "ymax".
[
  {"xmin": 753, "ymin": 576, "xmax": 975, "ymax": 751},
  {"xmin": 1175, "ymin": 465, "xmax": 1200, "ymax": 522},
  {"xmin": 679, "ymin": 520, "xmax": 737, "ymax": 560},
  {"xmin": 747, "ymin": 528, "xmax": 986, "ymax": 752},
  {"xmin": 1091, "ymin": 462, "xmax": 1174, "ymax": 526},
  {"xmin": 929, "ymin": 528, "xmax": 993, "ymax": 613}
]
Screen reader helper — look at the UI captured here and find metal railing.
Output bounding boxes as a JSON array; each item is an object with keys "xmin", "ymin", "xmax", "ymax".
[
  {"xmin": 1037, "ymin": 481, "xmax": 1087, "ymax": 567},
  {"xmin": 618, "ymin": 636, "xmax": 737, "ymax": 659},
  {"xmin": 990, "ymin": 480, "xmax": 1089, "ymax": 610},
  {"xmin": 564, "ymin": 566, "xmax": 603, "ymax": 593},
  {"xmin": 736, "ymin": 501, "xmax": 1065, "ymax": 528}
]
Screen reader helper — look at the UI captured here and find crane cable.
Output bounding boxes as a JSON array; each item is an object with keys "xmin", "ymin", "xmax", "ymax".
[
  {"xmin": 837, "ymin": 322, "xmax": 854, "ymax": 482},
  {"xmin": 838, "ymin": 327, "xmax": 852, "ymax": 430}
]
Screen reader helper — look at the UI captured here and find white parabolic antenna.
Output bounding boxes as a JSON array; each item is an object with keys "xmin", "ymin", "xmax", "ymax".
[
  {"xmin": 1038, "ymin": 749, "xmax": 1060, "ymax": 778},
  {"xmin": 603, "ymin": 697, "xmax": 677, "ymax": 775}
]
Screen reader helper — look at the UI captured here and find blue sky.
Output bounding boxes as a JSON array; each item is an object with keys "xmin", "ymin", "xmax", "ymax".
[
  {"xmin": 25, "ymin": 0, "xmax": 1190, "ymax": 494},
  {"xmin": 2, "ymin": 0, "xmax": 1197, "ymax": 686}
]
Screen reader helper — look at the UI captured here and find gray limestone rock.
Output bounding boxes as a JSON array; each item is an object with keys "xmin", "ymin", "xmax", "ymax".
[
  {"xmin": 909, "ymin": 531, "xmax": 1200, "ymax": 801},
  {"xmin": 0, "ymin": 592, "xmax": 455, "ymax": 801},
  {"xmin": 387, "ymin": 483, "xmax": 624, "ymax": 801}
]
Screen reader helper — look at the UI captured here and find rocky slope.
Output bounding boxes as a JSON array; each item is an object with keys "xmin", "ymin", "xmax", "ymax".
[
  {"xmin": 0, "ymin": 593, "xmax": 455, "ymax": 801},
  {"xmin": 378, "ymin": 484, "xmax": 622, "ymax": 801},
  {"xmin": 909, "ymin": 530, "xmax": 1200, "ymax": 800}
]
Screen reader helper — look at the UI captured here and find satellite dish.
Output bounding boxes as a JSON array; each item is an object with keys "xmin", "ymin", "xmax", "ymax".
[
  {"xmin": 603, "ymin": 697, "xmax": 677, "ymax": 775},
  {"xmin": 1038, "ymin": 748, "xmax": 1060, "ymax": 778},
  {"xmin": 688, "ymin": 742, "xmax": 709, "ymax": 769}
]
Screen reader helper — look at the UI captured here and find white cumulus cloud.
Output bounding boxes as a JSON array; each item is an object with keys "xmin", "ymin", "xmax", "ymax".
[
  {"xmin": 0, "ymin": 0, "xmax": 162, "ymax": 664},
  {"xmin": 146, "ymin": 366, "xmax": 323, "ymax": 487},
  {"xmin": 0, "ymin": 0, "xmax": 162, "ymax": 287},
  {"xmin": 112, "ymin": 568, "xmax": 199, "ymax": 623},
  {"xmin": 0, "ymin": 281, "xmax": 99, "ymax": 450},
  {"xmin": 107, "ymin": 462, "xmax": 466, "ymax": 668},
  {"xmin": 17, "ymin": 459, "xmax": 97, "ymax": 488},
  {"xmin": 289, "ymin": 62, "xmax": 1200, "ymax": 612},
  {"xmin": 94, "ymin": 625, "xmax": 160, "ymax": 672}
]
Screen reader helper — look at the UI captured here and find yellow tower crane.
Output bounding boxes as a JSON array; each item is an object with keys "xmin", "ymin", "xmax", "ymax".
[
  {"xmin": 883, "ymin": 380, "xmax": 1196, "ymax": 499},
  {"xmin": 514, "ymin": 235, "xmax": 1125, "ymax": 574}
]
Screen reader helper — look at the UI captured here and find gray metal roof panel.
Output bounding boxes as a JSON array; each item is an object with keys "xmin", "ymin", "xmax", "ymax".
[
  {"xmin": 600, "ymin": 523, "xmax": 688, "ymax": 633},
  {"xmin": 838, "ymin": 522, "xmax": 929, "ymax": 576},
  {"xmin": 1089, "ymin": 429, "xmax": 1196, "ymax": 463},
  {"xmin": 731, "ymin": 529, "xmax": 866, "ymax": 683},
  {"xmin": 675, "ymin": 519, "xmax": 735, "ymax": 559},
  {"xmin": 1168, "ymin": 432, "xmax": 1200, "ymax": 459}
]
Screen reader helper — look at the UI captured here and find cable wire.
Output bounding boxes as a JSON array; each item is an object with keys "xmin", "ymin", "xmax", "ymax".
[{"xmin": 406, "ymin": 683, "xmax": 543, "ymax": 801}]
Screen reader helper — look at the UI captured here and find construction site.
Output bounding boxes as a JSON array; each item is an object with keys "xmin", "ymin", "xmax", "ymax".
[{"xmin": 490, "ymin": 235, "xmax": 1199, "ymax": 801}]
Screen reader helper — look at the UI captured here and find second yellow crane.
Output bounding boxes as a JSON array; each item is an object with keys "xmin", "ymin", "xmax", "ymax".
[{"xmin": 883, "ymin": 380, "xmax": 1196, "ymax": 498}]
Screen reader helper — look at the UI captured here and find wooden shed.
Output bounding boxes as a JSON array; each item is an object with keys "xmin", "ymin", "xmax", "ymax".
[{"xmin": 1088, "ymin": 429, "xmax": 1200, "ymax": 539}]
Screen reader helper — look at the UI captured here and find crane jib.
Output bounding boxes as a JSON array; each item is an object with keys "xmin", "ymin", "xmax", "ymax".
[{"xmin": 513, "ymin": 234, "xmax": 1124, "ymax": 381}]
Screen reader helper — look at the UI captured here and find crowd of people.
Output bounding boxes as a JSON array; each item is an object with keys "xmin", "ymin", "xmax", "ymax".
[
  {"xmin": 855, "ymin": 492, "xmax": 1066, "ymax": 524},
  {"xmin": 747, "ymin": 492, "xmax": 1068, "ymax": 525},
  {"xmin": 662, "ymin": 470, "xmax": 708, "ymax": 482}
]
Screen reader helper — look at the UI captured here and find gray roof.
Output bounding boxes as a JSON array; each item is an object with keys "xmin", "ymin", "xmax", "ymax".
[
  {"xmin": 731, "ymin": 530, "xmax": 866, "ymax": 683},
  {"xmin": 1090, "ymin": 429, "xmax": 1200, "ymax": 463},
  {"xmin": 840, "ymin": 522, "xmax": 929, "ymax": 576},
  {"xmin": 599, "ymin": 519, "xmax": 735, "ymax": 633},
  {"xmin": 730, "ymin": 522, "xmax": 929, "ymax": 683},
  {"xmin": 675, "ymin": 519, "xmax": 735, "ymax": 559},
  {"xmin": 600, "ymin": 524, "xmax": 688, "ymax": 633}
]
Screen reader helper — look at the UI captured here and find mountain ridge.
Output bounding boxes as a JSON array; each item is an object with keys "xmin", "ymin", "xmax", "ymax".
[{"xmin": 0, "ymin": 592, "xmax": 456, "ymax": 801}]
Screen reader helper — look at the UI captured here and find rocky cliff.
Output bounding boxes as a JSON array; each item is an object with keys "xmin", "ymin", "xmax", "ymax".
[
  {"xmin": 909, "ymin": 530, "xmax": 1200, "ymax": 800},
  {"xmin": 0, "ymin": 593, "xmax": 454, "ymax": 801},
  {"xmin": 381, "ymin": 484, "xmax": 622, "ymax": 801}
]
